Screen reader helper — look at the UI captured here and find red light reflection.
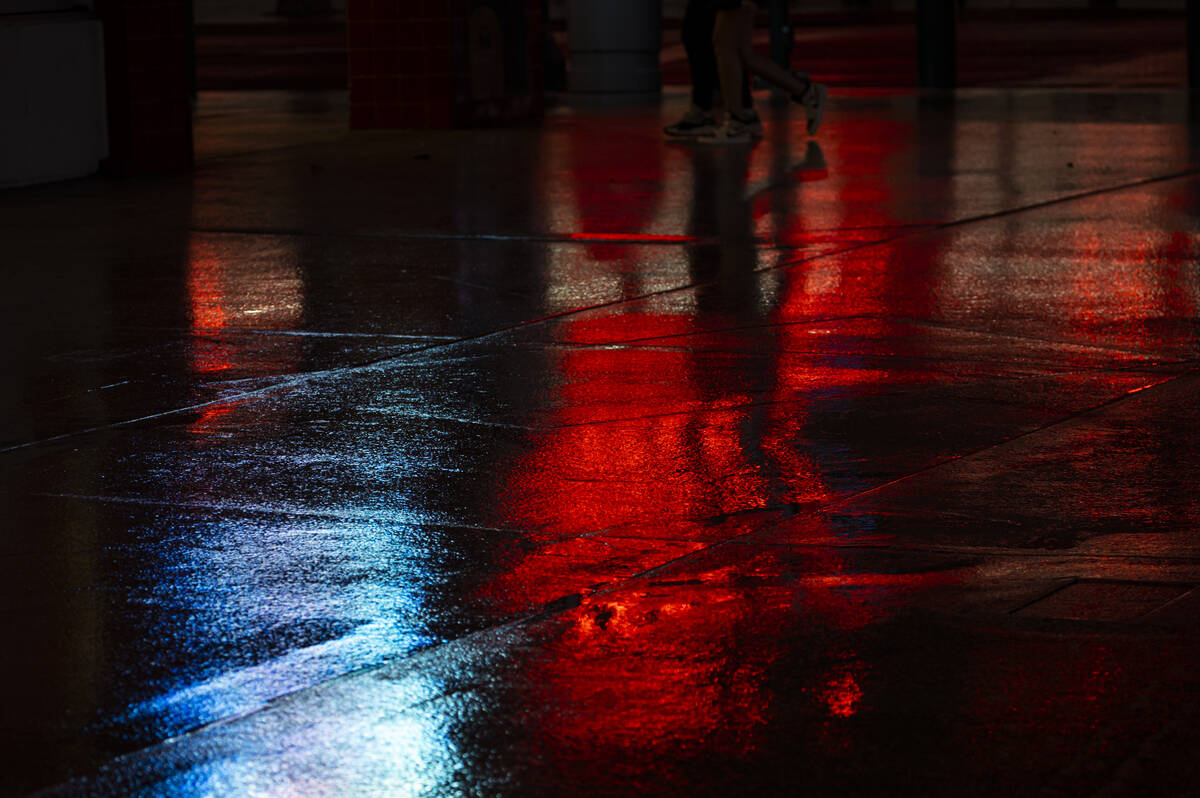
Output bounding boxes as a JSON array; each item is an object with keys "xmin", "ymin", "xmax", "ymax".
[
  {"xmin": 185, "ymin": 237, "xmax": 306, "ymax": 436},
  {"xmin": 473, "ymin": 111, "xmax": 1197, "ymax": 775},
  {"xmin": 188, "ymin": 240, "xmax": 234, "ymax": 376},
  {"xmin": 565, "ymin": 122, "xmax": 666, "ymax": 264},
  {"xmin": 821, "ymin": 664, "xmax": 866, "ymax": 719},
  {"xmin": 477, "ymin": 113, "xmax": 952, "ymax": 755}
]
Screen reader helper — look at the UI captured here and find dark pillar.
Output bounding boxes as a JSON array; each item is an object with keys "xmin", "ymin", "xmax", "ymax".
[
  {"xmin": 185, "ymin": 0, "xmax": 196, "ymax": 98},
  {"xmin": 98, "ymin": 0, "xmax": 194, "ymax": 175},
  {"xmin": 768, "ymin": 0, "xmax": 792, "ymax": 71},
  {"xmin": 916, "ymin": 0, "xmax": 956, "ymax": 90},
  {"xmin": 543, "ymin": 0, "xmax": 566, "ymax": 91},
  {"xmin": 1189, "ymin": 0, "xmax": 1199, "ymax": 90},
  {"xmin": 0, "ymin": 10, "xmax": 107, "ymax": 187}
]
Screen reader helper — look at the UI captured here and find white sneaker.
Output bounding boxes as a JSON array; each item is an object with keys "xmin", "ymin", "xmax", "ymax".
[{"xmin": 696, "ymin": 118, "xmax": 753, "ymax": 145}]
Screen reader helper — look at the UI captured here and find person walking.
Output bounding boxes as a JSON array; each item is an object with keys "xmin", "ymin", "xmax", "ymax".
[
  {"xmin": 701, "ymin": 0, "xmax": 827, "ymax": 144},
  {"xmin": 664, "ymin": 0, "xmax": 761, "ymax": 137}
]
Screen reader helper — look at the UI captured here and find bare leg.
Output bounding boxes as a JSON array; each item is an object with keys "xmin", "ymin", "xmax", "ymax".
[
  {"xmin": 712, "ymin": 7, "xmax": 747, "ymax": 120},
  {"xmin": 732, "ymin": 1, "xmax": 809, "ymax": 98}
]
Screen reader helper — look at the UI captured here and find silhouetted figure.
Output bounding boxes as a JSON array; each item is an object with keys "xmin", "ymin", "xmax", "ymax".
[
  {"xmin": 703, "ymin": 0, "xmax": 827, "ymax": 143},
  {"xmin": 664, "ymin": 0, "xmax": 759, "ymax": 138}
]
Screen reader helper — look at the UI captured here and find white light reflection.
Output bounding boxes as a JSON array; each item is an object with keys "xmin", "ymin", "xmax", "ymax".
[
  {"xmin": 124, "ymin": 619, "xmax": 434, "ymax": 733},
  {"xmin": 116, "ymin": 516, "xmax": 448, "ymax": 758},
  {"xmin": 136, "ymin": 669, "xmax": 463, "ymax": 797}
]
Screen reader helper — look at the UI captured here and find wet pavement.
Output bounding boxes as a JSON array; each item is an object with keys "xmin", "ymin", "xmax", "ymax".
[{"xmin": 2, "ymin": 87, "xmax": 1199, "ymax": 797}]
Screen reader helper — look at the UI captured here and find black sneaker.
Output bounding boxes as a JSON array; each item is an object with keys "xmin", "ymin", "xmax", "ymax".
[
  {"xmin": 737, "ymin": 107, "xmax": 764, "ymax": 137},
  {"xmin": 664, "ymin": 105, "xmax": 718, "ymax": 137}
]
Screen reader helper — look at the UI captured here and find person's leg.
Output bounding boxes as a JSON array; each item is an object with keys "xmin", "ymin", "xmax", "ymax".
[
  {"xmin": 732, "ymin": 2, "xmax": 807, "ymax": 97},
  {"xmin": 666, "ymin": 0, "xmax": 721, "ymax": 136},
  {"xmin": 733, "ymin": 1, "xmax": 828, "ymax": 134},
  {"xmin": 713, "ymin": 5, "xmax": 746, "ymax": 121},
  {"xmin": 682, "ymin": 0, "xmax": 718, "ymax": 110},
  {"xmin": 698, "ymin": 3, "xmax": 756, "ymax": 142},
  {"xmin": 740, "ymin": 73, "xmax": 754, "ymax": 113},
  {"xmin": 711, "ymin": 0, "xmax": 754, "ymax": 116}
]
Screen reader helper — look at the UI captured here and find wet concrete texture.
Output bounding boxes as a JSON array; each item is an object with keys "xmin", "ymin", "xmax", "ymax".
[{"xmin": 2, "ymin": 89, "xmax": 1199, "ymax": 796}]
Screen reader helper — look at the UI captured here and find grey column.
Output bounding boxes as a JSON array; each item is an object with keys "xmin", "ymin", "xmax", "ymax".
[
  {"xmin": 568, "ymin": 0, "xmax": 662, "ymax": 101},
  {"xmin": 916, "ymin": 0, "xmax": 956, "ymax": 90}
]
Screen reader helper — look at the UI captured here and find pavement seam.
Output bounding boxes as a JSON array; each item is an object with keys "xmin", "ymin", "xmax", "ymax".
[
  {"xmin": 6, "ymin": 166, "xmax": 1197, "ymax": 455},
  {"xmin": 892, "ymin": 316, "xmax": 1195, "ymax": 360},
  {"xmin": 16, "ymin": 164, "xmax": 1200, "ymax": 790},
  {"xmin": 541, "ymin": 312, "xmax": 880, "ymax": 346},
  {"xmin": 28, "ymin": 618, "xmax": 541, "ymax": 798},
  {"xmin": 30, "ymin": 492, "xmax": 538, "ymax": 535},
  {"xmin": 816, "ymin": 368, "xmax": 1200, "ymax": 508},
  {"xmin": 531, "ymin": 342, "xmax": 1187, "ymax": 374},
  {"xmin": 27, "ymin": 368, "xmax": 1199, "ymax": 793},
  {"xmin": 519, "ymin": 368, "xmax": 1200, "ymax": 617}
]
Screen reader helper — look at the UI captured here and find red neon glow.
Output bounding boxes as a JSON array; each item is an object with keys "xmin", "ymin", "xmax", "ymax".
[
  {"xmin": 473, "ymin": 111, "xmax": 973, "ymax": 756},
  {"xmin": 472, "ymin": 110, "xmax": 1199, "ymax": 771},
  {"xmin": 187, "ymin": 239, "xmax": 234, "ymax": 375},
  {"xmin": 184, "ymin": 237, "xmax": 306, "ymax": 435},
  {"xmin": 822, "ymin": 666, "xmax": 866, "ymax": 719}
]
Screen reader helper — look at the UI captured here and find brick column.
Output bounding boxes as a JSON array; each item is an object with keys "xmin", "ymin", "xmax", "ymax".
[
  {"xmin": 347, "ymin": 0, "xmax": 543, "ymax": 130},
  {"xmin": 98, "ymin": 0, "xmax": 194, "ymax": 175}
]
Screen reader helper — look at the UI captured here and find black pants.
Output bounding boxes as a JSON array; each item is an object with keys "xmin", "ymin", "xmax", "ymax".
[{"xmin": 682, "ymin": 0, "xmax": 752, "ymax": 111}]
